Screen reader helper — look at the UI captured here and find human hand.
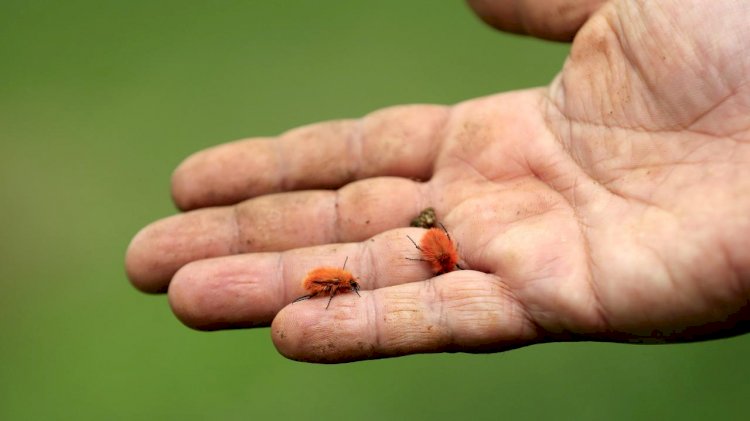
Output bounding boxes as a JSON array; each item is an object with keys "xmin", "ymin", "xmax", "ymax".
[{"xmin": 125, "ymin": 0, "xmax": 750, "ymax": 362}]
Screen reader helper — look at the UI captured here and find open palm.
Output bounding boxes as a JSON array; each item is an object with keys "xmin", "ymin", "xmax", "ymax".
[{"xmin": 126, "ymin": 0, "xmax": 750, "ymax": 362}]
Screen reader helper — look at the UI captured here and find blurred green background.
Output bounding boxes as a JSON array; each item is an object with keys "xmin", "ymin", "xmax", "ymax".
[{"xmin": 1, "ymin": 0, "xmax": 748, "ymax": 419}]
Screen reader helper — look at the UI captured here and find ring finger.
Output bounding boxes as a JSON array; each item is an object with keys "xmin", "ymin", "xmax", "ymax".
[{"xmin": 167, "ymin": 227, "xmax": 443, "ymax": 330}]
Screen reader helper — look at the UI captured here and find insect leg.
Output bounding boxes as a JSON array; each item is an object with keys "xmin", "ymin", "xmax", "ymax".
[
  {"xmin": 325, "ymin": 286, "xmax": 339, "ymax": 310},
  {"xmin": 406, "ymin": 235, "xmax": 423, "ymax": 251},
  {"xmin": 293, "ymin": 294, "xmax": 314, "ymax": 303}
]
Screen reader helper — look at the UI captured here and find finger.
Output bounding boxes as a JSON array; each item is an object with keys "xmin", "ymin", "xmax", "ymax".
[
  {"xmin": 125, "ymin": 207, "xmax": 235, "ymax": 293},
  {"xmin": 172, "ymin": 104, "xmax": 448, "ymax": 210},
  {"xmin": 167, "ymin": 228, "xmax": 437, "ymax": 330},
  {"xmin": 271, "ymin": 271, "xmax": 540, "ymax": 363},
  {"xmin": 126, "ymin": 177, "xmax": 425, "ymax": 293},
  {"xmin": 466, "ymin": 0, "xmax": 606, "ymax": 41}
]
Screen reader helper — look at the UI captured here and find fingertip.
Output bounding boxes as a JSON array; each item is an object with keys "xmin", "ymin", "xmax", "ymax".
[
  {"xmin": 170, "ymin": 138, "xmax": 282, "ymax": 210},
  {"xmin": 270, "ymin": 305, "xmax": 299, "ymax": 360},
  {"xmin": 270, "ymin": 303, "xmax": 321, "ymax": 362},
  {"xmin": 169, "ymin": 145, "xmax": 231, "ymax": 211},
  {"xmin": 167, "ymin": 261, "xmax": 237, "ymax": 331},
  {"xmin": 168, "ymin": 255, "xmax": 282, "ymax": 330},
  {"xmin": 271, "ymin": 297, "xmax": 375, "ymax": 363},
  {"xmin": 125, "ymin": 225, "xmax": 170, "ymax": 294},
  {"xmin": 466, "ymin": 0, "xmax": 605, "ymax": 42},
  {"xmin": 126, "ymin": 209, "xmax": 238, "ymax": 294},
  {"xmin": 167, "ymin": 262, "xmax": 208, "ymax": 329},
  {"xmin": 170, "ymin": 157, "xmax": 194, "ymax": 211},
  {"xmin": 465, "ymin": 0, "xmax": 522, "ymax": 34}
]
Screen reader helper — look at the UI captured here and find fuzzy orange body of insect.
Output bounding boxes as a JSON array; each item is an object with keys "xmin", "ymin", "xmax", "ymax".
[
  {"xmin": 293, "ymin": 262, "xmax": 360, "ymax": 309},
  {"xmin": 408, "ymin": 226, "xmax": 460, "ymax": 275}
]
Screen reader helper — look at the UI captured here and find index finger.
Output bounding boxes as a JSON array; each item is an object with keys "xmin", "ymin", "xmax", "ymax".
[{"xmin": 172, "ymin": 104, "xmax": 449, "ymax": 210}]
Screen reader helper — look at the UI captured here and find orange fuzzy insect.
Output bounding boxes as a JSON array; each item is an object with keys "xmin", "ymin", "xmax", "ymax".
[
  {"xmin": 407, "ymin": 224, "xmax": 461, "ymax": 275},
  {"xmin": 293, "ymin": 257, "xmax": 361, "ymax": 309}
]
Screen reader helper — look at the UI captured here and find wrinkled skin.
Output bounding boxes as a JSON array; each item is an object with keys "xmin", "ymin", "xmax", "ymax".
[{"xmin": 126, "ymin": 0, "xmax": 750, "ymax": 363}]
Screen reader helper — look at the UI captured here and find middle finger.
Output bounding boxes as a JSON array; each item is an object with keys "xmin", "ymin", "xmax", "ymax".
[{"xmin": 126, "ymin": 177, "xmax": 427, "ymax": 292}]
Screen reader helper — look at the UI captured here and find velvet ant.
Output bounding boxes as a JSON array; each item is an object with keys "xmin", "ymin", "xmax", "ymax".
[
  {"xmin": 293, "ymin": 257, "xmax": 361, "ymax": 309},
  {"xmin": 407, "ymin": 223, "xmax": 462, "ymax": 275}
]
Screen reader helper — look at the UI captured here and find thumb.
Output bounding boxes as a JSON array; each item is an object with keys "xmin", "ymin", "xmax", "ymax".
[{"xmin": 466, "ymin": 0, "xmax": 607, "ymax": 42}]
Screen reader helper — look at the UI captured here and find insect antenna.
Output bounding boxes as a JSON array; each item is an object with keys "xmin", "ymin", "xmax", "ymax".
[
  {"xmin": 342, "ymin": 256, "xmax": 349, "ymax": 270},
  {"xmin": 438, "ymin": 222, "xmax": 452, "ymax": 241}
]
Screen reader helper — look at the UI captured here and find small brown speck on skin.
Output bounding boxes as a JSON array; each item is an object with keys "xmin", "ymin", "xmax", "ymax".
[{"xmin": 275, "ymin": 328, "xmax": 286, "ymax": 339}]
